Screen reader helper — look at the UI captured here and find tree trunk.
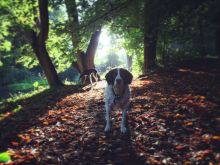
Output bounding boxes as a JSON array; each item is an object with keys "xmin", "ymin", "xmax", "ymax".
[
  {"xmin": 143, "ymin": 29, "xmax": 157, "ymax": 73},
  {"xmin": 126, "ymin": 55, "xmax": 132, "ymax": 71},
  {"xmin": 32, "ymin": 0, "xmax": 62, "ymax": 87},
  {"xmin": 64, "ymin": 0, "xmax": 101, "ymax": 78},
  {"xmin": 71, "ymin": 29, "xmax": 101, "ymax": 75},
  {"xmin": 84, "ymin": 29, "xmax": 101, "ymax": 70},
  {"xmin": 64, "ymin": 0, "xmax": 84, "ymax": 73},
  {"xmin": 64, "ymin": 0, "xmax": 80, "ymax": 46},
  {"xmin": 198, "ymin": 21, "xmax": 206, "ymax": 57},
  {"xmin": 143, "ymin": 1, "xmax": 158, "ymax": 73},
  {"xmin": 217, "ymin": 28, "xmax": 220, "ymax": 60},
  {"xmin": 215, "ymin": 18, "xmax": 220, "ymax": 61}
]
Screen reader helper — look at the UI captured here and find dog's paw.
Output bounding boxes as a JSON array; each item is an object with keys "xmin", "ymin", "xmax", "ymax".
[
  {"xmin": 120, "ymin": 126, "xmax": 127, "ymax": 133},
  {"xmin": 104, "ymin": 125, "xmax": 111, "ymax": 132}
]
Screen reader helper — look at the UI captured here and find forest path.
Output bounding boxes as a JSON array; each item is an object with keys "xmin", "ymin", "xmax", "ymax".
[
  {"xmin": 1, "ymin": 81, "xmax": 145, "ymax": 165},
  {"xmin": 32, "ymin": 82, "xmax": 145, "ymax": 165},
  {"xmin": 0, "ymin": 66, "xmax": 220, "ymax": 164}
]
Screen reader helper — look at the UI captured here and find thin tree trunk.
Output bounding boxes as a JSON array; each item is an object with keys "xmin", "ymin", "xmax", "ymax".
[
  {"xmin": 126, "ymin": 55, "xmax": 132, "ymax": 71},
  {"xmin": 143, "ymin": 30, "xmax": 157, "ymax": 73},
  {"xmin": 64, "ymin": 0, "xmax": 80, "ymax": 46},
  {"xmin": 216, "ymin": 22, "xmax": 220, "ymax": 61},
  {"xmin": 64, "ymin": 0, "xmax": 84, "ymax": 73},
  {"xmin": 32, "ymin": 0, "xmax": 62, "ymax": 87},
  {"xmin": 217, "ymin": 29, "xmax": 220, "ymax": 61},
  {"xmin": 84, "ymin": 29, "xmax": 102, "ymax": 70},
  {"xmin": 198, "ymin": 21, "xmax": 206, "ymax": 57},
  {"xmin": 74, "ymin": 51, "xmax": 85, "ymax": 74},
  {"xmin": 143, "ymin": 0, "xmax": 158, "ymax": 73}
]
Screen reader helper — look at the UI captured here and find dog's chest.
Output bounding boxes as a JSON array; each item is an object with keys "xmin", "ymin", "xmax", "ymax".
[
  {"xmin": 107, "ymin": 94, "xmax": 123, "ymax": 109},
  {"xmin": 112, "ymin": 97, "xmax": 124, "ymax": 109},
  {"xmin": 104, "ymin": 85, "xmax": 128, "ymax": 110}
]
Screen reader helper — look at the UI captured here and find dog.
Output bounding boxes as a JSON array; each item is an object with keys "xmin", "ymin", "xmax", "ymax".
[
  {"xmin": 104, "ymin": 68, "xmax": 133, "ymax": 133},
  {"xmin": 79, "ymin": 68, "xmax": 99, "ymax": 86}
]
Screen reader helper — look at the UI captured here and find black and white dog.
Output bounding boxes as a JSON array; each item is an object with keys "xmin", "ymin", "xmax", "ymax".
[
  {"xmin": 104, "ymin": 68, "xmax": 133, "ymax": 133},
  {"xmin": 80, "ymin": 68, "xmax": 99, "ymax": 86}
]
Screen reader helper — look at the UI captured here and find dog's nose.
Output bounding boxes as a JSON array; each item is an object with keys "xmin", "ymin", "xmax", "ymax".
[{"xmin": 116, "ymin": 79, "xmax": 122, "ymax": 84}]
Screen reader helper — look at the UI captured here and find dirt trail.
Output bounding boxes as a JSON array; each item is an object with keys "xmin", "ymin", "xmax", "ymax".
[
  {"xmin": 34, "ymin": 83, "xmax": 145, "ymax": 164},
  {"xmin": 0, "ymin": 68, "xmax": 220, "ymax": 164},
  {"xmin": 1, "ymin": 81, "xmax": 145, "ymax": 164}
]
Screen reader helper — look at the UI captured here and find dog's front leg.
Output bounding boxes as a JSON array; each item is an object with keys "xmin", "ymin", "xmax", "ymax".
[
  {"xmin": 104, "ymin": 106, "xmax": 111, "ymax": 132},
  {"xmin": 121, "ymin": 110, "xmax": 128, "ymax": 133},
  {"xmin": 89, "ymin": 73, "xmax": 94, "ymax": 90}
]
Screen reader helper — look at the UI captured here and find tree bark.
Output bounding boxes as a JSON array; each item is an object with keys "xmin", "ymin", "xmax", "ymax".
[
  {"xmin": 64, "ymin": 0, "xmax": 80, "ymax": 46},
  {"xmin": 64, "ymin": 0, "xmax": 101, "ymax": 81},
  {"xmin": 217, "ymin": 28, "xmax": 220, "ymax": 60},
  {"xmin": 143, "ymin": 1, "xmax": 158, "ymax": 73},
  {"xmin": 32, "ymin": 0, "xmax": 62, "ymax": 87},
  {"xmin": 143, "ymin": 29, "xmax": 157, "ymax": 73},
  {"xmin": 84, "ymin": 29, "xmax": 101, "ymax": 70},
  {"xmin": 215, "ymin": 17, "xmax": 220, "ymax": 61},
  {"xmin": 126, "ymin": 55, "xmax": 132, "ymax": 71},
  {"xmin": 72, "ymin": 29, "xmax": 101, "ymax": 75},
  {"xmin": 64, "ymin": 0, "xmax": 84, "ymax": 73}
]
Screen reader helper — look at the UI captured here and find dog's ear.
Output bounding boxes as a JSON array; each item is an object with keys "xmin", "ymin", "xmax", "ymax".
[
  {"xmin": 105, "ymin": 69, "xmax": 117, "ymax": 85},
  {"xmin": 121, "ymin": 68, "xmax": 133, "ymax": 84}
]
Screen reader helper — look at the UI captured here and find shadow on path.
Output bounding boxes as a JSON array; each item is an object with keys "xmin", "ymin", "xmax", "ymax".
[
  {"xmin": 71, "ymin": 89, "xmax": 146, "ymax": 165},
  {"xmin": 0, "ymin": 85, "xmax": 85, "ymax": 151}
]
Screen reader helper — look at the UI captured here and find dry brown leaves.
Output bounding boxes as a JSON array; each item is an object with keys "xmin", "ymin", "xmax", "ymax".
[{"xmin": 0, "ymin": 67, "xmax": 220, "ymax": 164}]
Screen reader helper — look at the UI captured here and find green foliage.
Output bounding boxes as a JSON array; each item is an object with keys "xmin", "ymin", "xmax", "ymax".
[
  {"xmin": 155, "ymin": 0, "xmax": 219, "ymax": 66},
  {"xmin": 16, "ymin": 44, "xmax": 39, "ymax": 69},
  {"xmin": 63, "ymin": 79, "xmax": 76, "ymax": 85},
  {"xmin": 0, "ymin": 61, "xmax": 3, "ymax": 67},
  {"xmin": 0, "ymin": 0, "xmax": 74, "ymax": 73},
  {"xmin": 0, "ymin": 40, "xmax": 11, "ymax": 52},
  {"xmin": 0, "ymin": 67, "xmax": 33, "ymax": 85},
  {"xmin": 33, "ymin": 81, "xmax": 40, "ymax": 89},
  {"xmin": 6, "ymin": 87, "xmax": 47, "ymax": 104},
  {"xmin": 0, "ymin": 0, "xmax": 219, "ymax": 90},
  {"xmin": 12, "ymin": 105, "xmax": 22, "ymax": 113},
  {"xmin": 47, "ymin": 29, "xmax": 73, "ymax": 72},
  {"xmin": 7, "ymin": 77, "xmax": 48, "ymax": 93},
  {"xmin": 0, "ymin": 66, "xmax": 48, "ymax": 100},
  {"xmin": 132, "ymin": 50, "xmax": 144, "ymax": 76},
  {"xmin": 109, "ymin": 1, "xmax": 144, "ymax": 73},
  {"xmin": 0, "ymin": 152, "xmax": 11, "ymax": 163},
  {"xmin": 0, "ymin": 0, "xmax": 37, "ymax": 69}
]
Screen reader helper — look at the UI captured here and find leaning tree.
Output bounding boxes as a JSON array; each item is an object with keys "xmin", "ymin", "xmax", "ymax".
[
  {"xmin": 64, "ymin": 0, "xmax": 132, "ymax": 81},
  {"xmin": 32, "ymin": 0, "xmax": 62, "ymax": 87}
]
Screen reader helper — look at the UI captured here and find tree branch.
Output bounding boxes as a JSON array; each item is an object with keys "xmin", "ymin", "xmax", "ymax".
[
  {"xmin": 110, "ymin": 24, "xmax": 143, "ymax": 30},
  {"xmin": 84, "ymin": 0, "xmax": 133, "ymax": 28}
]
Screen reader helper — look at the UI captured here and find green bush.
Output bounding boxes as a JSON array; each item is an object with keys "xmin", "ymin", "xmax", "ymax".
[{"xmin": 0, "ymin": 67, "xmax": 33, "ymax": 85}]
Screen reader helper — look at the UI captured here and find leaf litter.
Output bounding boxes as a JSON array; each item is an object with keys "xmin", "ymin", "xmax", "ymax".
[{"xmin": 0, "ymin": 67, "xmax": 220, "ymax": 164}]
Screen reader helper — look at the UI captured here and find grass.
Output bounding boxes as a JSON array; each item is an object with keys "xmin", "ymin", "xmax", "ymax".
[
  {"xmin": 0, "ymin": 75, "xmax": 49, "ymax": 114},
  {"xmin": 7, "ymin": 76, "xmax": 48, "ymax": 94},
  {"xmin": 0, "ymin": 76, "xmax": 79, "ymax": 116},
  {"xmin": 6, "ymin": 87, "xmax": 48, "ymax": 103},
  {"xmin": 0, "ymin": 87, "xmax": 48, "ymax": 120}
]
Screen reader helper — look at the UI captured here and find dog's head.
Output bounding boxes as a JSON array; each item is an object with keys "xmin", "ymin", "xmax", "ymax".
[{"xmin": 105, "ymin": 68, "xmax": 133, "ymax": 96}]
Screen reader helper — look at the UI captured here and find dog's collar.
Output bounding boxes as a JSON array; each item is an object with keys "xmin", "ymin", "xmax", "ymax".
[
  {"xmin": 112, "ymin": 88, "xmax": 121, "ymax": 97},
  {"xmin": 112, "ymin": 88, "xmax": 121, "ymax": 105}
]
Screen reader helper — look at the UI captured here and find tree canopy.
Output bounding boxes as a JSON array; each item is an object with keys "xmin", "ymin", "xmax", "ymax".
[
  {"xmin": 0, "ymin": 0, "xmax": 219, "ymax": 87},
  {"xmin": 0, "ymin": 1, "xmax": 220, "ymax": 164}
]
